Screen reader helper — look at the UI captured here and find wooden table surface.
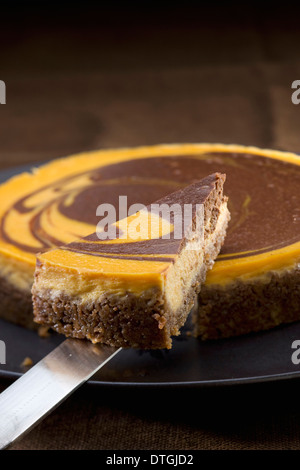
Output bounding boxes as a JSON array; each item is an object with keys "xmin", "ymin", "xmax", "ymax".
[{"xmin": 1, "ymin": 3, "xmax": 300, "ymax": 450}]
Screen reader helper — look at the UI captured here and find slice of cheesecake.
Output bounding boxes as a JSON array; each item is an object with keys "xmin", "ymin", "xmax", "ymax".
[{"xmin": 32, "ymin": 173, "xmax": 230, "ymax": 349}]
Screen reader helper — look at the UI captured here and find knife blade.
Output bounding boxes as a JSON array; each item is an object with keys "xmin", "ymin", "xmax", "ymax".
[{"xmin": 0, "ymin": 338, "xmax": 122, "ymax": 449}]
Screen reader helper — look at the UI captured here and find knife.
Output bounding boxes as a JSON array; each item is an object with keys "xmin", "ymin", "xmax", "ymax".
[{"xmin": 0, "ymin": 338, "xmax": 122, "ymax": 449}]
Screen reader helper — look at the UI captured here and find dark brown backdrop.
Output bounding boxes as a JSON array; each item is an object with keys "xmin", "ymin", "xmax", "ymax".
[{"xmin": 1, "ymin": 2, "xmax": 300, "ymax": 450}]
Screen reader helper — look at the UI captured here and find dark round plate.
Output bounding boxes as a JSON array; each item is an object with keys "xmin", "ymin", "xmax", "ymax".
[{"xmin": 1, "ymin": 162, "xmax": 300, "ymax": 388}]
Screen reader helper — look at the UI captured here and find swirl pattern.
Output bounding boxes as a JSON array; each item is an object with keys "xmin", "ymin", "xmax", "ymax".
[{"xmin": 0, "ymin": 144, "xmax": 300, "ymax": 283}]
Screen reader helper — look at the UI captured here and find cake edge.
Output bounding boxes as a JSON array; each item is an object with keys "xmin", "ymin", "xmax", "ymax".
[{"xmin": 194, "ymin": 266, "xmax": 300, "ymax": 339}]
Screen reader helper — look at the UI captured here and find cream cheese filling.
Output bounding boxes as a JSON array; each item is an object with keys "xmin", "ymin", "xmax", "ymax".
[
  {"xmin": 164, "ymin": 202, "xmax": 229, "ymax": 313},
  {"xmin": 0, "ymin": 251, "xmax": 34, "ymax": 292},
  {"xmin": 33, "ymin": 202, "xmax": 230, "ymax": 309}
]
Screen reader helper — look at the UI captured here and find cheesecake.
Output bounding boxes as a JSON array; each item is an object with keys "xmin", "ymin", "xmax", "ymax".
[
  {"xmin": 0, "ymin": 143, "xmax": 299, "ymax": 340},
  {"xmin": 32, "ymin": 174, "xmax": 229, "ymax": 349}
]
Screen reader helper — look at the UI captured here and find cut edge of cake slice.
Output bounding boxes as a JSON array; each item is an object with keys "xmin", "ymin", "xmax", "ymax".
[{"xmin": 32, "ymin": 173, "xmax": 230, "ymax": 349}]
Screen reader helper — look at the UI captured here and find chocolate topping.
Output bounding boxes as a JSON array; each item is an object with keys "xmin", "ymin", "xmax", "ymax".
[
  {"xmin": 1, "ymin": 152, "xmax": 300, "ymax": 259},
  {"xmin": 64, "ymin": 173, "xmax": 224, "ymax": 260}
]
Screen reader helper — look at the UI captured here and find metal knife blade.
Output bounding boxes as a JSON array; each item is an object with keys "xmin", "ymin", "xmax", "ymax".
[{"xmin": 0, "ymin": 338, "xmax": 122, "ymax": 449}]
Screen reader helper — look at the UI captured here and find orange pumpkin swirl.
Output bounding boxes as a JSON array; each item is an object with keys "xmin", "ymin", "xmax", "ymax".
[{"xmin": 0, "ymin": 144, "xmax": 300, "ymax": 279}]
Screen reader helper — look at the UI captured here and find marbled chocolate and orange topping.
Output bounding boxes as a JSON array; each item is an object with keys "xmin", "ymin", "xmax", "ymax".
[
  {"xmin": 0, "ymin": 143, "xmax": 300, "ymax": 294},
  {"xmin": 34, "ymin": 173, "xmax": 227, "ymax": 296}
]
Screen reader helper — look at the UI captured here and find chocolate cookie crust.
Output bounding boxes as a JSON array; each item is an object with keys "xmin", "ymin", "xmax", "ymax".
[
  {"xmin": 0, "ymin": 274, "xmax": 35, "ymax": 329},
  {"xmin": 195, "ymin": 268, "xmax": 300, "ymax": 339}
]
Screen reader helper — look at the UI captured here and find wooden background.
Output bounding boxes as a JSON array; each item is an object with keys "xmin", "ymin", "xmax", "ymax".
[{"xmin": 1, "ymin": 2, "xmax": 300, "ymax": 450}]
